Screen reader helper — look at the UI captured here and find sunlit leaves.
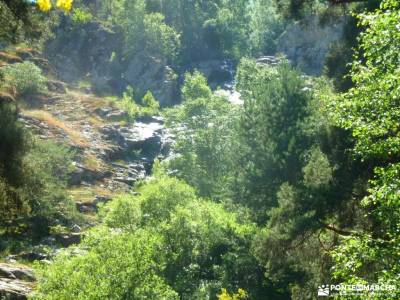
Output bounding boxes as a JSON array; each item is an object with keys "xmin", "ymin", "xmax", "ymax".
[{"xmin": 331, "ymin": 1, "xmax": 400, "ymax": 296}]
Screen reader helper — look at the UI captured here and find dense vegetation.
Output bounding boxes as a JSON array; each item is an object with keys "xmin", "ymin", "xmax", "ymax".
[{"xmin": 0, "ymin": 0, "xmax": 399, "ymax": 299}]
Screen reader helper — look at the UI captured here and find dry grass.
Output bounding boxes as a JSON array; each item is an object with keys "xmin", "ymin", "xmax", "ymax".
[
  {"xmin": 83, "ymin": 154, "xmax": 104, "ymax": 171},
  {"xmin": 69, "ymin": 186, "xmax": 112, "ymax": 203},
  {"xmin": 69, "ymin": 90, "xmax": 117, "ymax": 111},
  {"xmin": 23, "ymin": 109, "xmax": 89, "ymax": 147},
  {"xmin": 88, "ymin": 116, "xmax": 105, "ymax": 127},
  {"xmin": 0, "ymin": 51, "xmax": 22, "ymax": 63}
]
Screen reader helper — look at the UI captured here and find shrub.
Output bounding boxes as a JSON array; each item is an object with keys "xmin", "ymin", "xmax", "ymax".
[
  {"xmin": 143, "ymin": 13, "xmax": 181, "ymax": 62},
  {"xmin": 0, "ymin": 101, "xmax": 79, "ymax": 233},
  {"xmin": 1, "ymin": 61, "xmax": 47, "ymax": 95},
  {"xmin": 118, "ymin": 86, "xmax": 139, "ymax": 122},
  {"xmin": 140, "ymin": 91, "xmax": 160, "ymax": 117},
  {"xmin": 23, "ymin": 140, "xmax": 76, "ymax": 225},
  {"xmin": 33, "ymin": 228, "xmax": 179, "ymax": 300},
  {"xmin": 71, "ymin": 8, "xmax": 93, "ymax": 24},
  {"xmin": 116, "ymin": 87, "xmax": 160, "ymax": 121},
  {"xmin": 0, "ymin": 102, "xmax": 29, "ymax": 224}
]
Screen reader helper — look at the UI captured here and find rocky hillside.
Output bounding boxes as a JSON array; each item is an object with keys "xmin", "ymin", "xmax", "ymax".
[{"xmin": 0, "ymin": 48, "xmax": 171, "ymax": 299}]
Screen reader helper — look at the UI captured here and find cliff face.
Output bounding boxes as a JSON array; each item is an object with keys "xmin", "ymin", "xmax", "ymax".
[
  {"xmin": 45, "ymin": 19, "xmax": 179, "ymax": 106},
  {"xmin": 277, "ymin": 15, "xmax": 346, "ymax": 75}
]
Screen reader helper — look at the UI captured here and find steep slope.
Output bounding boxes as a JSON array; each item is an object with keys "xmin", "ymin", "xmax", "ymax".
[
  {"xmin": 0, "ymin": 48, "xmax": 171, "ymax": 299},
  {"xmin": 20, "ymin": 86, "xmax": 170, "ymax": 203}
]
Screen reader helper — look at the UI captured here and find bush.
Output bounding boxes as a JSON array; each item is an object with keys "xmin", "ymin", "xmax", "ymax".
[
  {"xmin": 116, "ymin": 87, "xmax": 160, "ymax": 121},
  {"xmin": 117, "ymin": 86, "xmax": 139, "ymax": 122},
  {"xmin": 71, "ymin": 8, "xmax": 93, "ymax": 24},
  {"xmin": 23, "ymin": 140, "xmax": 77, "ymax": 227},
  {"xmin": 33, "ymin": 229, "xmax": 179, "ymax": 300},
  {"xmin": 143, "ymin": 13, "xmax": 181, "ymax": 62},
  {"xmin": 0, "ymin": 100, "xmax": 78, "ymax": 233},
  {"xmin": 1, "ymin": 61, "xmax": 47, "ymax": 95},
  {"xmin": 104, "ymin": 173, "xmax": 266, "ymax": 297},
  {"xmin": 140, "ymin": 91, "xmax": 160, "ymax": 117},
  {"xmin": 0, "ymin": 102, "xmax": 29, "ymax": 223}
]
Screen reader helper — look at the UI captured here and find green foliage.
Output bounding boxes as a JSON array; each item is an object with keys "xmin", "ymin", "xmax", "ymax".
[
  {"xmin": 99, "ymin": 195, "xmax": 142, "ymax": 231},
  {"xmin": 140, "ymin": 90, "xmax": 160, "ymax": 117},
  {"xmin": 332, "ymin": 165, "xmax": 400, "ymax": 300},
  {"xmin": 118, "ymin": 86, "xmax": 139, "ymax": 121},
  {"xmin": 138, "ymin": 175, "xmax": 198, "ymax": 225},
  {"xmin": 181, "ymin": 71, "xmax": 213, "ymax": 103},
  {"xmin": 1, "ymin": 61, "xmax": 47, "ymax": 95},
  {"xmin": 203, "ymin": 2, "xmax": 250, "ymax": 59},
  {"xmin": 0, "ymin": 102, "xmax": 77, "ymax": 234},
  {"xmin": 0, "ymin": 0, "xmax": 58, "ymax": 45},
  {"xmin": 331, "ymin": 1, "xmax": 400, "ymax": 296},
  {"xmin": 71, "ymin": 7, "xmax": 93, "ymax": 24},
  {"xmin": 23, "ymin": 140, "xmax": 77, "ymax": 226},
  {"xmin": 110, "ymin": 1, "xmax": 180, "ymax": 63},
  {"xmin": 302, "ymin": 147, "xmax": 333, "ymax": 189},
  {"xmin": 115, "ymin": 87, "xmax": 160, "ymax": 121},
  {"xmin": 248, "ymin": 0, "xmax": 284, "ymax": 55},
  {"xmin": 0, "ymin": 102, "xmax": 28, "ymax": 221},
  {"xmin": 37, "ymin": 172, "xmax": 270, "ymax": 299},
  {"xmin": 234, "ymin": 59, "xmax": 313, "ymax": 213},
  {"xmin": 165, "ymin": 71, "xmax": 237, "ymax": 199},
  {"xmin": 165, "ymin": 61, "xmax": 364, "ymax": 298},
  {"xmin": 332, "ymin": 2, "xmax": 400, "ymax": 161},
  {"xmin": 143, "ymin": 13, "xmax": 180, "ymax": 62},
  {"xmin": 218, "ymin": 288, "xmax": 248, "ymax": 300},
  {"xmin": 34, "ymin": 228, "xmax": 179, "ymax": 300}
]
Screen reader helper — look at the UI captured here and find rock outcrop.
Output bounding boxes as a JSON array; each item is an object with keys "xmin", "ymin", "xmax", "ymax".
[
  {"xmin": 0, "ymin": 264, "xmax": 35, "ymax": 300},
  {"xmin": 45, "ymin": 20, "xmax": 179, "ymax": 105},
  {"xmin": 277, "ymin": 15, "xmax": 345, "ymax": 75},
  {"xmin": 46, "ymin": 19, "xmax": 124, "ymax": 94},
  {"xmin": 190, "ymin": 60, "xmax": 234, "ymax": 89},
  {"xmin": 20, "ymin": 86, "xmax": 170, "ymax": 202},
  {"xmin": 123, "ymin": 53, "xmax": 179, "ymax": 106}
]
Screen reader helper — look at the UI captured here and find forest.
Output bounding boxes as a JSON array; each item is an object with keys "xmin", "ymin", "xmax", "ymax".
[{"xmin": 0, "ymin": 0, "xmax": 398, "ymax": 299}]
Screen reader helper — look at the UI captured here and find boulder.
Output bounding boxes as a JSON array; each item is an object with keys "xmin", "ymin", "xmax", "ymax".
[
  {"xmin": 190, "ymin": 60, "xmax": 234, "ymax": 89},
  {"xmin": 69, "ymin": 163, "xmax": 112, "ymax": 186},
  {"xmin": 0, "ymin": 263, "xmax": 35, "ymax": 299},
  {"xmin": 0, "ymin": 265, "xmax": 34, "ymax": 282},
  {"xmin": 0, "ymin": 52, "xmax": 22, "ymax": 64},
  {"xmin": 101, "ymin": 120, "xmax": 164, "ymax": 160},
  {"xmin": 256, "ymin": 56, "xmax": 280, "ymax": 66},
  {"xmin": 7, "ymin": 252, "xmax": 48, "ymax": 262},
  {"xmin": 94, "ymin": 107, "xmax": 127, "ymax": 121},
  {"xmin": 0, "ymin": 278, "xmax": 32, "ymax": 300},
  {"xmin": 46, "ymin": 80, "xmax": 67, "ymax": 93},
  {"xmin": 55, "ymin": 233, "xmax": 82, "ymax": 247},
  {"xmin": 28, "ymin": 57, "xmax": 53, "ymax": 74}
]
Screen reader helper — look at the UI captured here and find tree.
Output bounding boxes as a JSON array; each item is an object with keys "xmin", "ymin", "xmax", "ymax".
[
  {"xmin": 1, "ymin": 61, "xmax": 47, "ymax": 95},
  {"xmin": 331, "ymin": 1, "xmax": 400, "ymax": 297},
  {"xmin": 37, "ymin": 173, "xmax": 271, "ymax": 299},
  {"xmin": 234, "ymin": 59, "xmax": 313, "ymax": 216},
  {"xmin": 143, "ymin": 13, "xmax": 180, "ymax": 63},
  {"xmin": 34, "ymin": 228, "xmax": 179, "ymax": 300},
  {"xmin": 0, "ymin": 102, "xmax": 29, "ymax": 223},
  {"xmin": 165, "ymin": 71, "xmax": 237, "ymax": 199}
]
